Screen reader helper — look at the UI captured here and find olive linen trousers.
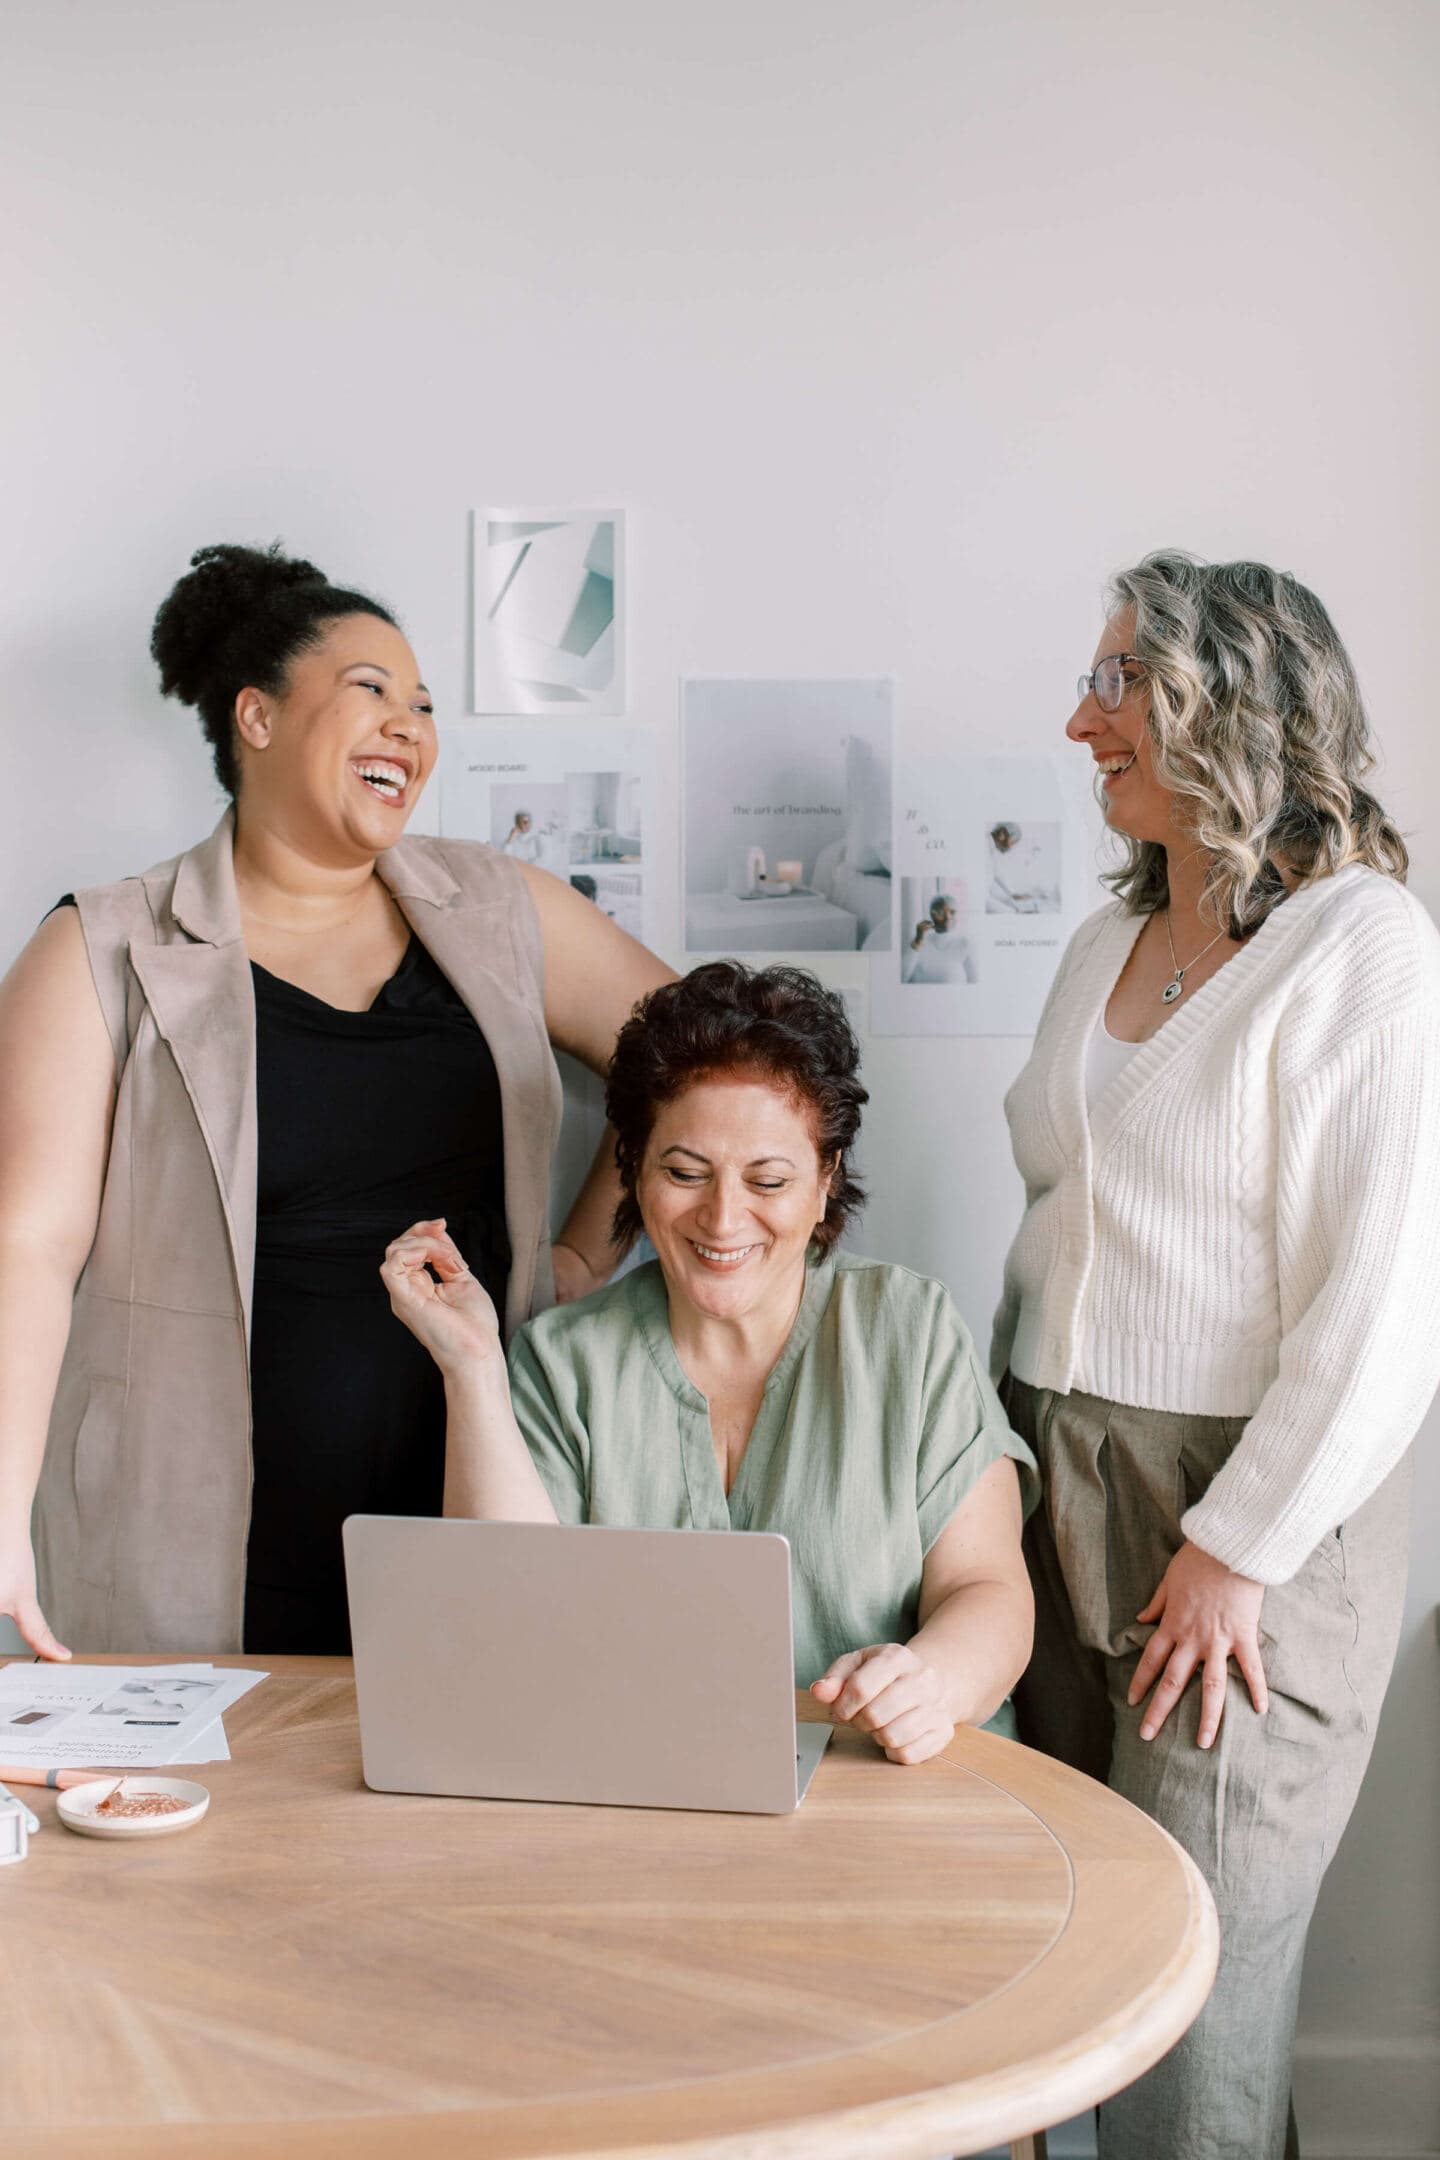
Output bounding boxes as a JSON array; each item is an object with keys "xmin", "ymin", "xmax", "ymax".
[{"xmin": 1002, "ymin": 1378, "xmax": 1410, "ymax": 2160}]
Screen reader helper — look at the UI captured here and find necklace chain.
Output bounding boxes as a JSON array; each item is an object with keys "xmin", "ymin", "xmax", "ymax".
[
  {"xmin": 237, "ymin": 878, "xmax": 380, "ymax": 937},
  {"xmin": 242, "ymin": 902, "xmax": 371, "ymax": 936},
  {"xmin": 1160, "ymin": 909, "xmax": 1228, "ymax": 1005}
]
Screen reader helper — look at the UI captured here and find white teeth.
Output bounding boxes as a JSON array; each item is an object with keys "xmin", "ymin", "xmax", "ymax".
[
  {"xmin": 353, "ymin": 759, "xmax": 407, "ymax": 797},
  {"xmin": 1097, "ymin": 755, "xmax": 1134, "ymax": 775},
  {"xmin": 693, "ymin": 1243, "xmax": 756, "ymax": 1265}
]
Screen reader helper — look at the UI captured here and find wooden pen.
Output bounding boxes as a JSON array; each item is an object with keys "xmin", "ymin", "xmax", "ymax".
[{"xmin": 0, "ymin": 1763, "xmax": 105, "ymax": 1790}]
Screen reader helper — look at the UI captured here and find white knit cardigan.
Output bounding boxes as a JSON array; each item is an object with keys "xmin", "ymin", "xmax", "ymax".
[{"xmin": 990, "ymin": 864, "xmax": 1440, "ymax": 1583}]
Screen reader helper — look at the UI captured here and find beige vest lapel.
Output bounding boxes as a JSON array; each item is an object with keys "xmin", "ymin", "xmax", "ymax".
[
  {"xmin": 120, "ymin": 818, "xmax": 554, "ymax": 1348},
  {"xmin": 126, "ymin": 938, "xmax": 258, "ymax": 1338},
  {"xmin": 128, "ymin": 812, "xmax": 259, "ymax": 1337}
]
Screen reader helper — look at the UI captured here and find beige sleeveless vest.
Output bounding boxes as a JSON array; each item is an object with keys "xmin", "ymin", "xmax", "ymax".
[{"xmin": 33, "ymin": 812, "xmax": 562, "ymax": 1653}]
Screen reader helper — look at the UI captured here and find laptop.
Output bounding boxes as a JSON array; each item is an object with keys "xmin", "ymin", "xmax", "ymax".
[{"xmin": 343, "ymin": 1517, "xmax": 831, "ymax": 1814}]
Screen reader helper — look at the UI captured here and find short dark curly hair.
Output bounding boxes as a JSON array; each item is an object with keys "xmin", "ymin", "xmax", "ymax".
[
  {"xmin": 606, "ymin": 961, "xmax": 868, "ymax": 1255},
  {"xmin": 150, "ymin": 541, "xmax": 399, "ymax": 796}
]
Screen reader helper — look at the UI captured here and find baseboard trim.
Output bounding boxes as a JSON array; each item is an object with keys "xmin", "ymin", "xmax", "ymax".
[{"xmin": 1294, "ymin": 2034, "xmax": 1440, "ymax": 2159}]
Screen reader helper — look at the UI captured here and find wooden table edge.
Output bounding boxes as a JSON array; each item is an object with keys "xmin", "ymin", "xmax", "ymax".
[{"xmin": 5, "ymin": 1656, "xmax": 1220, "ymax": 2160}]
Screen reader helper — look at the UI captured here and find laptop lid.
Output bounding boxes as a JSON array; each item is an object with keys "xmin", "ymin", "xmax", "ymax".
[{"xmin": 343, "ymin": 1517, "xmax": 812, "ymax": 1814}]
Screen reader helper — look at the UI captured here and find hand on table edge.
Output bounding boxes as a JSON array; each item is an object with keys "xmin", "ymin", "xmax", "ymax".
[{"xmin": 810, "ymin": 1643, "xmax": 957, "ymax": 1766}]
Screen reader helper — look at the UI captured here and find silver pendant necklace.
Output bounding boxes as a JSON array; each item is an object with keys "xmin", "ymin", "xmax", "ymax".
[{"xmin": 1161, "ymin": 908, "xmax": 1228, "ymax": 1005}]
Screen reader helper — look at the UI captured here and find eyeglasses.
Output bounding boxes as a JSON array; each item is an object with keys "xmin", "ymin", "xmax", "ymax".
[{"xmin": 1077, "ymin": 653, "xmax": 1144, "ymax": 714}]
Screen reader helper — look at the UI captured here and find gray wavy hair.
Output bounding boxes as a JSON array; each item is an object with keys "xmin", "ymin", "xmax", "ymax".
[{"xmin": 1102, "ymin": 551, "xmax": 1407, "ymax": 934}]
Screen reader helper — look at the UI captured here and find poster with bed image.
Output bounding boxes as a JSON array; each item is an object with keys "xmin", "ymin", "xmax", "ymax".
[
  {"xmin": 871, "ymin": 754, "xmax": 1087, "ymax": 1036},
  {"xmin": 438, "ymin": 724, "xmax": 655, "ymax": 946},
  {"xmin": 682, "ymin": 678, "xmax": 893, "ymax": 955}
]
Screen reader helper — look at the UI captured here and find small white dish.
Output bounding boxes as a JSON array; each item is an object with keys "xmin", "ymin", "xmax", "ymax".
[{"xmin": 58, "ymin": 1776, "xmax": 210, "ymax": 1839}]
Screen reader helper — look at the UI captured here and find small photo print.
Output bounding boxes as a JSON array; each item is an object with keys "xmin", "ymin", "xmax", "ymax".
[
  {"xmin": 490, "ymin": 780, "xmax": 569, "ymax": 874},
  {"xmin": 472, "ymin": 508, "xmax": 624, "ymax": 715},
  {"xmin": 5, "ymin": 1705, "xmax": 61, "ymax": 1728},
  {"xmin": 564, "ymin": 769, "xmax": 643, "ymax": 865},
  {"xmin": 440, "ymin": 724, "xmax": 656, "ymax": 949},
  {"xmin": 901, "ymin": 878, "xmax": 979, "ymax": 984},
  {"xmin": 875, "ymin": 755, "xmax": 1078, "ymax": 1038},
  {"xmin": 985, "ymin": 820, "xmax": 1061, "ymax": 915},
  {"xmin": 564, "ymin": 768, "xmax": 644, "ymax": 939},
  {"xmin": 484, "ymin": 772, "xmax": 645, "ymax": 933}
]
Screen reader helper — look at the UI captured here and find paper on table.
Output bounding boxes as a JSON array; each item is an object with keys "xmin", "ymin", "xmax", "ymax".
[
  {"xmin": 168, "ymin": 1716, "xmax": 231, "ymax": 1764},
  {"xmin": 0, "ymin": 1663, "xmax": 265, "ymax": 1769}
]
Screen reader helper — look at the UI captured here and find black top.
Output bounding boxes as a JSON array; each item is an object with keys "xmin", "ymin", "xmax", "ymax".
[
  {"xmin": 54, "ymin": 903, "xmax": 507, "ymax": 1652},
  {"xmin": 243, "ymin": 938, "xmax": 508, "ymax": 1654}
]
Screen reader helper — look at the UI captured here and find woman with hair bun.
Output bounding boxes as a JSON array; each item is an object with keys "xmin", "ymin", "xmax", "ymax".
[
  {"xmin": 994, "ymin": 551, "xmax": 1440, "ymax": 2158},
  {"xmin": 381, "ymin": 962, "xmax": 1038, "ymax": 1758},
  {"xmin": 0, "ymin": 542, "xmax": 672, "ymax": 1656}
]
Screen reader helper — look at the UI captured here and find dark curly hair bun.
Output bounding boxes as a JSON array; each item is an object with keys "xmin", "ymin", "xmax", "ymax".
[
  {"xmin": 150, "ymin": 544, "xmax": 325, "ymax": 708},
  {"xmin": 150, "ymin": 540, "xmax": 398, "ymax": 796}
]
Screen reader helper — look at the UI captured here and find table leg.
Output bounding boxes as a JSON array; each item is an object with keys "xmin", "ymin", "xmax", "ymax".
[{"xmin": 1009, "ymin": 2134, "xmax": 1049, "ymax": 2160}]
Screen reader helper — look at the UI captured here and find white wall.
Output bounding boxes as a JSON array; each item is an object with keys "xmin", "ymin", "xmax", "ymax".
[{"xmin": 5, "ymin": 4, "xmax": 1437, "ymax": 2150}]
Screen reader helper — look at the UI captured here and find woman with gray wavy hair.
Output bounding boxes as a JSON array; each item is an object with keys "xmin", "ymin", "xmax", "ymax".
[{"xmin": 992, "ymin": 551, "xmax": 1440, "ymax": 2159}]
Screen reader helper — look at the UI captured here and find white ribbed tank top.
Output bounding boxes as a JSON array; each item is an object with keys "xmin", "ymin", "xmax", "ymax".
[{"xmin": 1085, "ymin": 1010, "xmax": 1142, "ymax": 1110}]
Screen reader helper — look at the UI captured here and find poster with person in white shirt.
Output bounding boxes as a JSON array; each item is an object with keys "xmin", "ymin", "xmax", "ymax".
[
  {"xmin": 872, "ymin": 755, "xmax": 1087, "ymax": 1036},
  {"xmin": 902, "ymin": 881, "xmax": 979, "ymax": 983},
  {"xmin": 985, "ymin": 820, "xmax": 1062, "ymax": 914}
]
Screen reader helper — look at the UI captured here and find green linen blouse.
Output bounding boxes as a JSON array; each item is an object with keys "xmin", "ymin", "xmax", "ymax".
[{"xmin": 507, "ymin": 1250, "xmax": 1039, "ymax": 1736}]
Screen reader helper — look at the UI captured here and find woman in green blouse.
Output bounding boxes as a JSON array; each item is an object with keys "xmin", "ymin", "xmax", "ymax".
[{"xmin": 383, "ymin": 962, "xmax": 1036, "ymax": 1760}]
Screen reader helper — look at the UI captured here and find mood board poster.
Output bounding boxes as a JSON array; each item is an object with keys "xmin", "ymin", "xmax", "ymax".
[
  {"xmin": 870, "ymin": 754, "xmax": 1092, "ymax": 1036},
  {"xmin": 439, "ymin": 724, "xmax": 657, "ymax": 948},
  {"xmin": 471, "ymin": 508, "xmax": 625, "ymax": 715}
]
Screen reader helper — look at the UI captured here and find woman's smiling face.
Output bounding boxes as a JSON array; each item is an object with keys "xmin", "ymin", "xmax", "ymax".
[
  {"xmin": 1066, "ymin": 607, "xmax": 1178, "ymax": 847},
  {"xmin": 638, "ymin": 1072, "xmax": 832, "ymax": 1325},
  {"xmin": 234, "ymin": 613, "xmax": 437, "ymax": 862}
]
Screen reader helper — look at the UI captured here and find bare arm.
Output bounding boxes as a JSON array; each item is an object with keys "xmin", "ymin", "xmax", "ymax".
[
  {"xmin": 519, "ymin": 866, "xmax": 677, "ymax": 1295},
  {"xmin": 440, "ymin": 1361, "xmax": 559, "ymax": 1523},
  {"xmin": 0, "ymin": 909, "xmax": 118, "ymax": 1657},
  {"xmin": 381, "ymin": 1222, "xmax": 558, "ymax": 1523},
  {"xmin": 549, "ymin": 1141, "xmax": 635, "ymax": 1304},
  {"xmin": 908, "ymin": 1456, "xmax": 1033, "ymax": 1726},
  {"xmin": 811, "ymin": 1458, "xmax": 1033, "ymax": 1761}
]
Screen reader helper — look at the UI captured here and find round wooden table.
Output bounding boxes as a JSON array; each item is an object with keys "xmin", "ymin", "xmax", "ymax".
[{"xmin": 2, "ymin": 1655, "xmax": 1217, "ymax": 2159}]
